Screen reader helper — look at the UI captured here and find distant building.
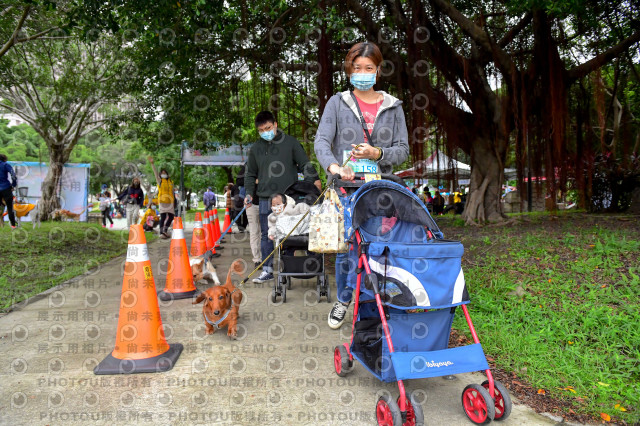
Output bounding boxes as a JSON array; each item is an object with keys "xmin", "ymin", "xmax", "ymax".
[{"xmin": 0, "ymin": 111, "xmax": 27, "ymax": 127}]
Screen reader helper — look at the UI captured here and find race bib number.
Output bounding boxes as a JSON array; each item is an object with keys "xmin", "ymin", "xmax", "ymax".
[{"xmin": 343, "ymin": 150, "xmax": 379, "ymax": 174}]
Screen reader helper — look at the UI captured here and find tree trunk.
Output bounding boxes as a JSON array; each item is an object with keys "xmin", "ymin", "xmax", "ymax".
[
  {"xmin": 38, "ymin": 146, "xmax": 67, "ymax": 220},
  {"xmin": 462, "ymin": 139, "xmax": 506, "ymax": 223}
]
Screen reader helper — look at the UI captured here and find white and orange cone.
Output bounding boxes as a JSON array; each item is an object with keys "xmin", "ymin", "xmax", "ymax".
[
  {"xmin": 158, "ymin": 218, "xmax": 198, "ymax": 301},
  {"xmin": 190, "ymin": 212, "xmax": 208, "ymax": 257},
  {"xmin": 94, "ymin": 224, "xmax": 182, "ymax": 375}
]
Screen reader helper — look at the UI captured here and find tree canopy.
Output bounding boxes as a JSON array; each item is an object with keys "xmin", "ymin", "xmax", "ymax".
[{"xmin": 2, "ymin": 0, "xmax": 639, "ymax": 218}]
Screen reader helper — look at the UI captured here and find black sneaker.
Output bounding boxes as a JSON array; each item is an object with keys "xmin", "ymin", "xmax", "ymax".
[
  {"xmin": 252, "ymin": 271, "xmax": 274, "ymax": 283},
  {"xmin": 328, "ymin": 302, "xmax": 348, "ymax": 329}
]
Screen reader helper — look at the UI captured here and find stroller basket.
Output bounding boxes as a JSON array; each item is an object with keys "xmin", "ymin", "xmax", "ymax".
[{"xmin": 280, "ymin": 253, "xmax": 323, "ymax": 275}]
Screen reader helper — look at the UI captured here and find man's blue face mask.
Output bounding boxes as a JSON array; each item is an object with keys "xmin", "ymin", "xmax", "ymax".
[
  {"xmin": 350, "ymin": 72, "xmax": 377, "ymax": 91},
  {"xmin": 260, "ymin": 129, "xmax": 276, "ymax": 141}
]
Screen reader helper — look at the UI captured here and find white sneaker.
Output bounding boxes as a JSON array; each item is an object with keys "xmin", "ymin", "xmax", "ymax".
[
  {"xmin": 252, "ymin": 271, "xmax": 274, "ymax": 283},
  {"xmin": 328, "ymin": 302, "xmax": 348, "ymax": 329}
]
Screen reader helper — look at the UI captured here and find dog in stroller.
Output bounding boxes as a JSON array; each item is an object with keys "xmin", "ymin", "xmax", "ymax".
[
  {"xmin": 331, "ymin": 177, "xmax": 512, "ymax": 425},
  {"xmin": 270, "ymin": 181, "xmax": 331, "ymax": 303}
]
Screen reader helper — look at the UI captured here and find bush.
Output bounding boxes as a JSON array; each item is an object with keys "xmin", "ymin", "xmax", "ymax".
[{"xmin": 589, "ymin": 153, "xmax": 640, "ymax": 212}]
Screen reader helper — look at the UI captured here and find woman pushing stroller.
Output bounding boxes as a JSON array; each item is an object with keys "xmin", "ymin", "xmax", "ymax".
[{"xmin": 314, "ymin": 41, "xmax": 409, "ymax": 329}]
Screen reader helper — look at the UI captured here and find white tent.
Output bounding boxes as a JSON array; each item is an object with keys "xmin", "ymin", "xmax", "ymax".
[{"xmin": 396, "ymin": 152, "xmax": 471, "ymax": 179}]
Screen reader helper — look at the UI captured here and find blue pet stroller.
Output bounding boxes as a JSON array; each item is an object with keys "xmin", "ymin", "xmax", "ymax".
[{"xmin": 331, "ymin": 177, "xmax": 512, "ymax": 425}]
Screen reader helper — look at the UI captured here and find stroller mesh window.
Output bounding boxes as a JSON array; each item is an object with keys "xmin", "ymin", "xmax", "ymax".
[{"xmin": 351, "ymin": 187, "xmax": 439, "ymax": 235}]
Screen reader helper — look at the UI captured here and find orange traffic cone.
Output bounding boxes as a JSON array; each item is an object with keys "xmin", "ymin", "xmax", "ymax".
[
  {"xmin": 222, "ymin": 208, "xmax": 232, "ymax": 234},
  {"xmin": 212, "ymin": 209, "xmax": 223, "ymax": 249},
  {"xmin": 190, "ymin": 212, "xmax": 208, "ymax": 257},
  {"xmin": 203, "ymin": 211, "xmax": 214, "ymax": 251},
  {"xmin": 94, "ymin": 224, "xmax": 182, "ymax": 375},
  {"xmin": 158, "ymin": 218, "xmax": 198, "ymax": 301},
  {"xmin": 204, "ymin": 211, "xmax": 220, "ymax": 257}
]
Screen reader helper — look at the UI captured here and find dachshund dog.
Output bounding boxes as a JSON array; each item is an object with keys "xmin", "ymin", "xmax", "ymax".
[{"xmin": 193, "ymin": 259, "xmax": 244, "ymax": 339}]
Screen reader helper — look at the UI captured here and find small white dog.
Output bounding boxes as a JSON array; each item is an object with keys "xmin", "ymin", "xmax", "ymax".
[{"xmin": 189, "ymin": 254, "xmax": 221, "ymax": 285}]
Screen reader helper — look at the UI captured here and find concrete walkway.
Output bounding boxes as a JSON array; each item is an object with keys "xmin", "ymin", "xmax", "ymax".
[{"xmin": 0, "ymin": 230, "xmax": 557, "ymax": 425}]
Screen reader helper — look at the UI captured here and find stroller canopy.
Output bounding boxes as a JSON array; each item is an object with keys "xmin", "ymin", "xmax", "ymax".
[{"xmin": 347, "ymin": 180, "xmax": 442, "ymax": 239}]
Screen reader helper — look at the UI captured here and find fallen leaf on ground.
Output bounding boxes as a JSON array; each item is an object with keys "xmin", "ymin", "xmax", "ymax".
[
  {"xmin": 537, "ymin": 389, "xmax": 546, "ymax": 395},
  {"xmin": 614, "ymin": 404, "xmax": 627, "ymax": 412},
  {"xmin": 600, "ymin": 412, "xmax": 611, "ymax": 422},
  {"xmin": 598, "ymin": 382, "xmax": 610, "ymax": 387}
]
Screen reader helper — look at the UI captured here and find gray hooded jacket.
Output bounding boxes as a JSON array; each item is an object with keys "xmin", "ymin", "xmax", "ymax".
[{"xmin": 314, "ymin": 90, "xmax": 410, "ymax": 173}]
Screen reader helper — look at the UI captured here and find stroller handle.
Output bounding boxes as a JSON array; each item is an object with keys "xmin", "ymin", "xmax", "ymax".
[{"xmin": 330, "ymin": 172, "xmax": 408, "ymax": 188}]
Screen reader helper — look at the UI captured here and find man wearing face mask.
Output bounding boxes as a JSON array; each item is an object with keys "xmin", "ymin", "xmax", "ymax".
[{"xmin": 244, "ymin": 111, "xmax": 321, "ymax": 284}]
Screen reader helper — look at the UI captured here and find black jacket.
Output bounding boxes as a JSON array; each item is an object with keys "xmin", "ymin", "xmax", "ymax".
[
  {"xmin": 245, "ymin": 130, "xmax": 318, "ymax": 200},
  {"xmin": 119, "ymin": 186, "xmax": 144, "ymax": 207}
]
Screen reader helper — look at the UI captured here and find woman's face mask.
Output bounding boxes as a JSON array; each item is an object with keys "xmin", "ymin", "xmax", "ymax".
[
  {"xmin": 350, "ymin": 72, "xmax": 377, "ymax": 91},
  {"xmin": 271, "ymin": 204, "xmax": 284, "ymax": 214},
  {"xmin": 161, "ymin": 173, "xmax": 168, "ymax": 179}
]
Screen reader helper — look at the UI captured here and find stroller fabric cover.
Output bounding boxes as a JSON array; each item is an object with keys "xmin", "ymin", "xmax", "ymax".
[{"xmin": 343, "ymin": 180, "xmax": 469, "ymax": 310}]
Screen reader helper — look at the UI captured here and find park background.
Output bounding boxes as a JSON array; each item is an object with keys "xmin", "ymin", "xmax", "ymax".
[{"xmin": 0, "ymin": 0, "xmax": 639, "ymax": 424}]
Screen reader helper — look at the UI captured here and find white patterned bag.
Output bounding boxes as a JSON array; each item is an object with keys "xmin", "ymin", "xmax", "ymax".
[
  {"xmin": 275, "ymin": 212, "xmax": 309, "ymax": 241},
  {"xmin": 308, "ymin": 188, "xmax": 348, "ymax": 253}
]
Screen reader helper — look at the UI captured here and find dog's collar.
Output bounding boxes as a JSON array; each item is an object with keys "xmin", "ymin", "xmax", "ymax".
[{"xmin": 203, "ymin": 288, "xmax": 239, "ymax": 330}]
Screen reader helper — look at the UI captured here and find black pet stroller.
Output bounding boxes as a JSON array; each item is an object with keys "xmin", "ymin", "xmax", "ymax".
[
  {"xmin": 271, "ymin": 181, "xmax": 331, "ymax": 303},
  {"xmin": 330, "ymin": 176, "xmax": 512, "ymax": 425}
]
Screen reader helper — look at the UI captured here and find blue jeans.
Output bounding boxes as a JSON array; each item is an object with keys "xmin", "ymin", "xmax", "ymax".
[
  {"xmin": 335, "ymin": 252, "xmax": 353, "ymax": 304},
  {"xmin": 259, "ymin": 199, "xmax": 273, "ymax": 274}
]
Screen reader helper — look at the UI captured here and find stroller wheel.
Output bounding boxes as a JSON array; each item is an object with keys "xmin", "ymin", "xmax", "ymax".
[
  {"xmin": 396, "ymin": 391, "xmax": 424, "ymax": 426},
  {"xmin": 462, "ymin": 384, "xmax": 495, "ymax": 424},
  {"xmin": 376, "ymin": 394, "xmax": 402, "ymax": 426},
  {"xmin": 287, "ymin": 277, "xmax": 292, "ymax": 290},
  {"xmin": 333, "ymin": 345, "xmax": 353, "ymax": 377},
  {"xmin": 281, "ymin": 283, "xmax": 287, "ymax": 303},
  {"xmin": 271, "ymin": 288, "xmax": 278, "ymax": 304},
  {"xmin": 481, "ymin": 380, "xmax": 512, "ymax": 421}
]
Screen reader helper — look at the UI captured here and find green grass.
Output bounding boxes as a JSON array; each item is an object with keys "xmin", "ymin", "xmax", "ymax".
[
  {"xmin": 0, "ymin": 222, "xmax": 156, "ymax": 312},
  {"xmin": 184, "ymin": 208, "xmax": 225, "ymax": 222},
  {"xmin": 439, "ymin": 213, "xmax": 640, "ymax": 424}
]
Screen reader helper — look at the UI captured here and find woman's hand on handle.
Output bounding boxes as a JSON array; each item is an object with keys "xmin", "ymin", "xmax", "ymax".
[{"xmin": 350, "ymin": 143, "xmax": 379, "ymax": 160}]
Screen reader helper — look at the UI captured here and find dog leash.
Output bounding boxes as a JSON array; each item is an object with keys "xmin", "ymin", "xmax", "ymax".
[
  {"xmin": 203, "ymin": 288, "xmax": 239, "ymax": 329},
  {"xmin": 238, "ymin": 149, "xmax": 363, "ymax": 287}
]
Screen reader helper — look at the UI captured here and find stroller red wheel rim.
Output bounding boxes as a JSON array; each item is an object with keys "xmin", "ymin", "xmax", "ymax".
[
  {"xmin": 493, "ymin": 389, "xmax": 506, "ymax": 419},
  {"xmin": 334, "ymin": 347, "xmax": 341, "ymax": 374},
  {"xmin": 376, "ymin": 400, "xmax": 394, "ymax": 426},
  {"xmin": 397, "ymin": 396, "xmax": 416, "ymax": 425},
  {"xmin": 463, "ymin": 387, "xmax": 488, "ymax": 423},
  {"xmin": 482, "ymin": 381, "xmax": 509, "ymax": 420}
]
